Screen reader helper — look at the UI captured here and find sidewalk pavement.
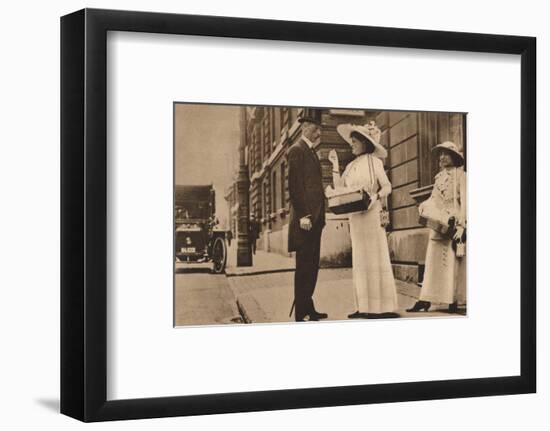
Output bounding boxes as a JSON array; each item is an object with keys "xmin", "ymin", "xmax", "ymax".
[
  {"xmin": 226, "ymin": 247, "xmax": 294, "ymax": 276},
  {"xmin": 225, "ymin": 250, "xmax": 459, "ymax": 323}
]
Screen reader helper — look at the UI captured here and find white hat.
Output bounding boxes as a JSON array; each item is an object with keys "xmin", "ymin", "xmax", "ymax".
[
  {"xmin": 432, "ymin": 141, "xmax": 464, "ymax": 166},
  {"xmin": 336, "ymin": 121, "xmax": 387, "ymax": 158}
]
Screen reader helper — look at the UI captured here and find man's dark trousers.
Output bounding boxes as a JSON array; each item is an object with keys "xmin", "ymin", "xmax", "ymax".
[
  {"xmin": 294, "ymin": 225, "xmax": 322, "ymax": 321},
  {"xmin": 287, "ymin": 138, "xmax": 326, "ymax": 321}
]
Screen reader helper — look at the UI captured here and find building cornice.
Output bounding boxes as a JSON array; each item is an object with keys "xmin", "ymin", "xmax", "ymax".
[
  {"xmin": 328, "ymin": 109, "xmax": 365, "ymax": 117},
  {"xmin": 409, "ymin": 184, "xmax": 434, "ymax": 204}
]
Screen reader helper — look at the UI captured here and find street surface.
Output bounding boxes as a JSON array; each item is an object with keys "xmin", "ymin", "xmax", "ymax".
[
  {"xmin": 174, "ymin": 254, "xmax": 465, "ymax": 326},
  {"xmin": 174, "ymin": 262, "xmax": 242, "ymax": 326}
]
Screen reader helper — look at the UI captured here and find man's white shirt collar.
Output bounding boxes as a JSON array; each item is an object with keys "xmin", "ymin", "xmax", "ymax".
[{"xmin": 302, "ymin": 136, "xmax": 315, "ymax": 149}]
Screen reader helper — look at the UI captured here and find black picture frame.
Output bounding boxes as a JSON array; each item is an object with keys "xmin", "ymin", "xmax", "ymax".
[{"xmin": 61, "ymin": 8, "xmax": 536, "ymax": 422}]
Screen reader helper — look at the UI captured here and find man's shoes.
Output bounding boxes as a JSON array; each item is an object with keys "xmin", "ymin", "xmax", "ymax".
[
  {"xmin": 310, "ymin": 311, "xmax": 328, "ymax": 320},
  {"xmin": 296, "ymin": 314, "xmax": 320, "ymax": 322}
]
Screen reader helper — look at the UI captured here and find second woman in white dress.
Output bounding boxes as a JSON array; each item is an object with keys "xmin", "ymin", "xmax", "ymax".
[
  {"xmin": 407, "ymin": 141, "xmax": 467, "ymax": 313},
  {"xmin": 328, "ymin": 122, "xmax": 399, "ymax": 319}
]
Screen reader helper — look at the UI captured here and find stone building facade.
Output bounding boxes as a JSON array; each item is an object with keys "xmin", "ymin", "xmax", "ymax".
[{"xmin": 226, "ymin": 106, "xmax": 466, "ymax": 283}]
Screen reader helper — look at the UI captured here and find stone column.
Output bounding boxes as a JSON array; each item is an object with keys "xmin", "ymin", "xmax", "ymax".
[{"xmin": 236, "ymin": 108, "xmax": 252, "ymax": 266}]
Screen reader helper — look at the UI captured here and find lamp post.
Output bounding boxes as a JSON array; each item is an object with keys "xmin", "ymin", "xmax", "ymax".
[{"xmin": 236, "ymin": 108, "xmax": 252, "ymax": 266}]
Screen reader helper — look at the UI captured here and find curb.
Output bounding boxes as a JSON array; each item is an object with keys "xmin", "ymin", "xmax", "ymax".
[
  {"xmin": 236, "ymin": 298, "xmax": 251, "ymax": 323},
  {"xmin": 235, "ymin": 294, "xmax": 270, "ymax": 324},
  {"xmin": 225, "ymin": 267, "xmax": 295, "ymax": 277}
]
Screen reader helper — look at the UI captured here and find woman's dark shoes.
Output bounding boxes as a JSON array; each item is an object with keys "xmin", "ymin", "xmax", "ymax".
[
  {"xmin": 348, "ymin": 311, "xmax": 400, "ymax": 319},
  {"xmin": 347, "ymin": 311, "xmax": 368, "ymax": 319},
  {"xmin": 448, "ymin": 302, "xmax": 458, "ymax": 313},
  {"xmin": 380, "ymin": 312, "xmax": 400, "ymax": 318},
  {"xmin": 406, "ymin": 300, "xmax": 431, "ymax": 312},
  {"xmin": 367, "ymin": 312, "xmax": 401, "ymax": 319}
]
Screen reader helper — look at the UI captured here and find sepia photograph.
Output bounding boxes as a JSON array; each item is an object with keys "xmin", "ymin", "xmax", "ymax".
[
  {"xmin": 174, "ymin": 103, "xmax": 467, "ymax": 326},
  {"xmin": 56, "ymin": 4, "xmax": 538, "ymax": 424}
]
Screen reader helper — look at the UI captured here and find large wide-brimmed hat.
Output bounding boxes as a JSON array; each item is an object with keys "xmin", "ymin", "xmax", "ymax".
[
  {"xmin": 336, "ymin": 121, "xmax": 387, "ymax": 158},
  {"xmin": 432, "ymin": 141, "xmax": 464, "ymax": 166}
]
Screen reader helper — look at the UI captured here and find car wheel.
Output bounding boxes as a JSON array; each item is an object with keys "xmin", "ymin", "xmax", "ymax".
[{"xmin": 211, "ymin": 237, "xmax": 226, "ymax": 274}]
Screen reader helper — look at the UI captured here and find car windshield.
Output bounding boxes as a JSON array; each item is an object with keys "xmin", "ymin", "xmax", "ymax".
[
  {"xmin": 175, "ymin": 185, "xmax": 213, "ymax": 221},
  {"xmin": 176, "ymin": 202, "xmax": 210, "ymax": 220}
]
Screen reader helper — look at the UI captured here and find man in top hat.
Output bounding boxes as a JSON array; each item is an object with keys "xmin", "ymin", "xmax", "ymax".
[{"xmin": 287, "ymin": 114, "xmax": 328, "ymax": 322}]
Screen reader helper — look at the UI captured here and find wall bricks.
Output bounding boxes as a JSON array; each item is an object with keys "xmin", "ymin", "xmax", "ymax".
[
  {"xmin": 391, "ymin": 182, "xmax": 419, "ymax": 209},
  {"xmin": 380, "ymin": 129, "xmax": 389, "ymax": 148},
  {"xmin": 391, "ymin": 205, "xmax": 421, "ymax": 229},
  {"xmin": 390, "ymin": 159, "xmax": 418, "ymax": 188},
  {"xmin": 389, "ymin": 111, "xmax": 415, "ymax": 127},
  {"xmin": 389, "ymin": 135, "xmax": 418, "ymax": 168},
  {"xmin": 390, "ymin": 114, "xmax": 417, "ymax": 147},
  {"xmin": 376, "ymin": 111, "xmax": 389, "ymax": 130},
  {"xmin": 387, "ymin": 228, "xmax": 431, "ymax": 262}
]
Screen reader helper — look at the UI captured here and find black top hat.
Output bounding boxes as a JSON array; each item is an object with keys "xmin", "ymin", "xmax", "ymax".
[{"xmin": 298, "ymin": 115, "xmax": 321, "ymax": 126}]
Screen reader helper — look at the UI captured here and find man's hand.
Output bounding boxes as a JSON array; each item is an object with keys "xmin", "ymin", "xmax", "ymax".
[{"xmin": 300, "ymin": 216, "xmax": 312, "ymax": 231}]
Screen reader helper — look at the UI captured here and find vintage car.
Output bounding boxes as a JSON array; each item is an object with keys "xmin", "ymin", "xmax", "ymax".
[{"xmin": 175, "ymin": 185, "xmax": 227, "ymax": 273}]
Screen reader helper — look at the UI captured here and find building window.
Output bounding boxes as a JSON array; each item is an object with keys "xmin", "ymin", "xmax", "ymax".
[
  {"xmin": 289, "ymin": 108, "xmax": 299, "ymax": 127},
  {"xmin": 247, "ymin": 131, "xmax": 252, "ymax": 176},
  {"xmin": 255, "ymin": 129, "xmax": 261, "ymax": 172},
  {"xmin": 280, "ymin": 163, "xmax": 286, "ymax": 209},
  {"xmin": 273, "ymin": 108, "xmax": 281, "ymax": 146},
  {"xmin": 260, "ymin": 185, "xmax": 264, "ymax": 220},
  {"xmin": 263, "ymin": 114, "xmax": 271, "ymax": 160},
  {"xmin": 271, "ymin": 108, "xmax": 277, "ymax": 148},
  {"xmin": 281, "ymin": 107, "xmax": 289, "ymax": 131},
  {"xmin": 272, "ymin": 171, "xmax": 277, "ymax": 212},
  {"xmin": 263, "ymin": 181, "xmax": 270, "ymax": 220}
]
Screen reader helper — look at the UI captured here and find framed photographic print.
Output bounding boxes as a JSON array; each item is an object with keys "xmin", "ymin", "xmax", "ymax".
[
  {"xmin": 173, "ymin": 103, "xmax": 468, "ymax": 326},
  {"xmin": 61, "ymin": 8, "xmax": 536, "ymax": 422}
]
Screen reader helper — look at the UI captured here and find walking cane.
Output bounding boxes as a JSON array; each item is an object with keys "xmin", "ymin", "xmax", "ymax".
[{"xmin": 289, "ymin": 300, "xmax": 295, "ymax": 318}]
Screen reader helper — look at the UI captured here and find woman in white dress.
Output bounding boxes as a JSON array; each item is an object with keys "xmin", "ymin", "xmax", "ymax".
[
  {"xmin": 328, "ymin": 122, "xmax": 399, "ymax": 319},
  {"xmin": 407, "ymin": 141, "xmax": 466, "ymax": 313}
]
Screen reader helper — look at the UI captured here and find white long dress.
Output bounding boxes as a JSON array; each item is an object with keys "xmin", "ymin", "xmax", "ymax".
[
  {"xmin": 419, "ymin": 167, "xmax": 467, "ymax": 305},
  {"xmin": 342, "ymin": 154, "xmax": 398, "ymax": 313}
]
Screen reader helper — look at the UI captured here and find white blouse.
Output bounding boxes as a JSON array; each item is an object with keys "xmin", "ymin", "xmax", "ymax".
[
  {"xmin": 342, "ymin": 154, "xmax": 392, "ymax": 198},
  {"xmin": 427, "ymin": 167, "xmax": 466, "ymax": 227}
]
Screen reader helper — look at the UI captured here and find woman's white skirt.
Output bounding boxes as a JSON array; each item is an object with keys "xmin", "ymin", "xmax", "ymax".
[
  {"xmin": 420, "ymin": 230, "xmax": 466, "ymax": 304},
  {"xmin": 349, "ymin": 201, "xmax": 398, "ymax": 313}
]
